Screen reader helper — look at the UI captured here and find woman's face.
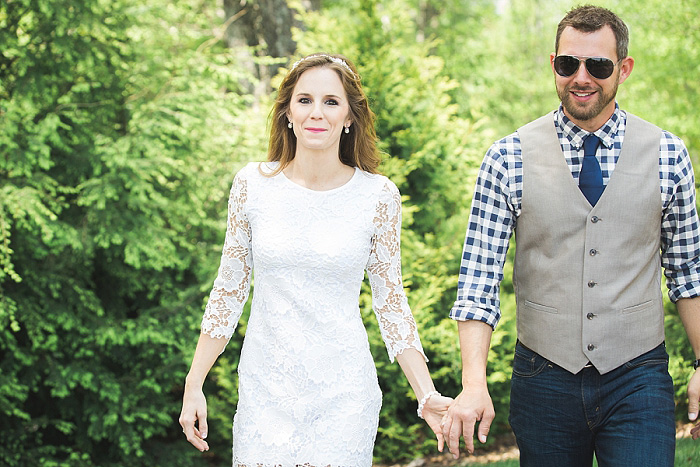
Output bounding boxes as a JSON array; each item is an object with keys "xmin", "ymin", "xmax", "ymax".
[{"xmin": 287, "ymin": 66, "xmax": 352, "ymax": 156}]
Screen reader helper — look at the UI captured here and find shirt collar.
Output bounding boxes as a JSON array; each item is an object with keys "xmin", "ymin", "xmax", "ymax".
[{"xmin": 555, "ymin": 103, "xmax": 623, "ymax": 150}]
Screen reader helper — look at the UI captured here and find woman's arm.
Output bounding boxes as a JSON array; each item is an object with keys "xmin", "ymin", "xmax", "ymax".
[
  {"xmin": 179, "ymin": 333, "xmax": 229, "ymax": 452},
  {"xmin": 396, "ymin": 348, "xmax": 453, "ymax": 451},
  {"xmin": 179, "ymin": 169, "xmax": 254, "ymax": 451},
  {"xmin": 367, "ymin": 181, "xmax": 452, "ymax": 449}
]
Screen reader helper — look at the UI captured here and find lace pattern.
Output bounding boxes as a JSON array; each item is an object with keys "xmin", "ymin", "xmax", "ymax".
[
  {"xmin": 236, "ymin": 464, "xmax": 351, "ymax": 467},
  {"xmin": 200, "ymin": 163, "xmax": 426, "ymax": 467},
  {"xmin": 201, "ymin": 173, "xmax": 253, "ymax": 339},
  {"xmin": 367, "ymin": 182, "xmax": 426, "ymax": 362}
]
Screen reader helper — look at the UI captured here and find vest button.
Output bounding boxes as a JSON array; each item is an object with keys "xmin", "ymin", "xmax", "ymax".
[
  {"xmin": 589, "ymin": 249, "xmax": 598, "ymax": 256},
  {"xmin": 587, "ymin": 280, "xmax": 597, "ymax": 288},
  {"xmin": 587, "ymin": 344, "xmax": 596, "ymax": 351},
  {"xmin": 591, "ymin": 216, "xmax": 600, "ymax": 223},
  {"xmin": 587, "ymin": 313, "xmax": 595, "ymax": 319}
]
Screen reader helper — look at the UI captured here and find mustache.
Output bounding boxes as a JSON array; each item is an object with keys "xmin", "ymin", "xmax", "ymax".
[{"xmin": 567, "ymin": 85, "xmax": 601, "ymax": 93}]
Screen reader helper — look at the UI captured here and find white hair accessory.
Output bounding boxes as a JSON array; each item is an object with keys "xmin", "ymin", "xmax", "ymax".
[{"xmin": 291, "ymin": 54, "xmax": 356, "ymax": 77}]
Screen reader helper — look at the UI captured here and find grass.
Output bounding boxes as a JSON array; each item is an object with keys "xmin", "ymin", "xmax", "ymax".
[
  {"xmin": 463, "ymin": 437, "xmax": 699, "ymax": 466},
  {"xmin": 675, "ymin": 437, "xmax": 700, "ymax": 467}
]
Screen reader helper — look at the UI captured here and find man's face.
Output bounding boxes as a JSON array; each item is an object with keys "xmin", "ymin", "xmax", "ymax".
[{"xmin": 551, "ymin": 25, "xmax": 633, "ymax": 132}]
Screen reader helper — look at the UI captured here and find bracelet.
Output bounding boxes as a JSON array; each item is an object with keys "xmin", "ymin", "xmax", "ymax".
[{"xmin": 417, "ymin": 390, "xmax": 441, "ymax": 419}]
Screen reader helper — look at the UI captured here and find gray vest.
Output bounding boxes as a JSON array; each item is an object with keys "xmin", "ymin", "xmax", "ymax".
[{"xmin": 514, "ymin": 113, "xmax": 664, "ymax": 374}]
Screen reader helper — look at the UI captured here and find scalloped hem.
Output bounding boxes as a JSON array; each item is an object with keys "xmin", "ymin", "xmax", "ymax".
[{"xmin": 235, "ymin": 463, "xmax": 356, "ymax": 467}]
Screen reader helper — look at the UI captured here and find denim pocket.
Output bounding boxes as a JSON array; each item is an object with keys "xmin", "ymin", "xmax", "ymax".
[
  {"xmin": 512, "ymin": 343, "xmax": 550, "ymax": 377},
  {"xmin": 623, "ymin": 344, "xmax": 668, "ymax": 369}
]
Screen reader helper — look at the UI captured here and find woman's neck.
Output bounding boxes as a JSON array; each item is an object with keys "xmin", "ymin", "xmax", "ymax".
[{"xmin": 283, "ymin": 153, "xmax": 355, "ymax": 191}]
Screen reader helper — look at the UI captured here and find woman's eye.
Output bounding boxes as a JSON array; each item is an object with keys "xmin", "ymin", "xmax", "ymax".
[
  {"xmin": 325, "ymin": 99, "xmax": 339, "ymax": 106},
  {"xmin": 299, "ymin": 97, "xmax": 311, "ymax": 104}
]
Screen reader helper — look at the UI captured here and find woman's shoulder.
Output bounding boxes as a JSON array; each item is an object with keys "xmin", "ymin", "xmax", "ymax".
[
  {"xmin": 356, "ymin": 170, "xmax": 400, "ymax": 195},
  {"xmin": 234, "ymin": 161, "xmax": 279, "ymax": 181}
]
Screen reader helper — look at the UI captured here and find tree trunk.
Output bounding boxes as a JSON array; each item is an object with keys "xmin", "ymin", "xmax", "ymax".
[{"xmin": 223, "ymin": 0, "xmax": 320, "ymax": 94}]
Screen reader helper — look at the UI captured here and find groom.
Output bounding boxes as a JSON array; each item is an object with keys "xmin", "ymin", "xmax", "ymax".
[{"xmin": 442, "ymin": 5, "xmax": 700, "ymax": 466}]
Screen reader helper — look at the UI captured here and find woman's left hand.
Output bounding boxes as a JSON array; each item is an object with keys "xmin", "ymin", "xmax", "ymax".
[{"xmin": 421, "ymin": 394, "xmax": 454, "ymax": 452}]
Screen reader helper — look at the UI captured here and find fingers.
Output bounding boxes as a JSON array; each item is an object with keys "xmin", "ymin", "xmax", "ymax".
[
  {"xmin": 436, "ymin": 432, "xmax": 445, "ymax": 453},
  {"xmin": 184, "ymin": 422, "xmax": 210, "ymax": 452},
  {"xmin": 477, "ymin": 417, "xmax": 491, "ymax": 444},
  {"xmin": 688, "ymin": 390, "xmax": 699, "ymax": 421},
  {"xmin": 199, "ymin": 416, "xmax": 209, "ymax": 441},
  {"xmin": 446, "ymin": 416, "xmax": 462, "ymax": 459},
  {"xmin": 439, "ymin": 413, "xmax": 448, "ymax": 453},
  {"xmin": 179, "ymin": 407, "xmax": 210, "ymax": 452},
  {"xmin": 463, "ymin": 417, "xmax": 475, "ymax": 454},
  {"xmin": 477, "ymin": 405, "xmax": 495, "ymax": 444},
  {"xmin": 688, "ymin": 371, "xmax": 700, "ymax": 422}
]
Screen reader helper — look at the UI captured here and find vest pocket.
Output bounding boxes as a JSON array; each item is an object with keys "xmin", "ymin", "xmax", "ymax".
[
  {"xmin": 522, "ymin": 300, "xmax": 558, "ymax": 314},
  {"xmin": 620, "ymin": 299, "xmax": 655, "ymax": 314}
]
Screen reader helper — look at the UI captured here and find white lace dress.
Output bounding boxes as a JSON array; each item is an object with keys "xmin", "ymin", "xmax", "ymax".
[{"xmin": 201, "ymin": 162, "xmax": 426, "ymax": 467}]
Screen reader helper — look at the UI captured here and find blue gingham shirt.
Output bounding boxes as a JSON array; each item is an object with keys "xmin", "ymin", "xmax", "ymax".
[{"xmin": 450, "ymin": 104, "xmax": 700, "ymax": 328}]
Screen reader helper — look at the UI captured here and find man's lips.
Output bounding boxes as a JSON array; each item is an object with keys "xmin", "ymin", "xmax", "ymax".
[{"xmin": 571, "ymin": 90, "xmax": 596, "ymax": 98}]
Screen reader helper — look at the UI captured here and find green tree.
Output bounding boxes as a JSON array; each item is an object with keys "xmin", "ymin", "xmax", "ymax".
[
  {"xmin": 0, "ymin": 0, "xmax": 260, "ymax": 465},
  {"xmin": 289, "ymin": 0, "xmax": 492, "ymax": 461}
]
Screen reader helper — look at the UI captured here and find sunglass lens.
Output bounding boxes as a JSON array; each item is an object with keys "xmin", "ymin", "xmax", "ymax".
[
  {"xmin": 554, "ymin": 55, "xmax": 581, "ymax": 77},
  {"xmin": 585, "ymin": 57, "xmax": 615, "ymax": 79}
]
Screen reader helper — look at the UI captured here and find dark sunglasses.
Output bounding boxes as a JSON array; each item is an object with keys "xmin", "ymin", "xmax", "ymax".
[{"xmin": 553, "ymin": 55, "xmax": 620, "ymax": 80}]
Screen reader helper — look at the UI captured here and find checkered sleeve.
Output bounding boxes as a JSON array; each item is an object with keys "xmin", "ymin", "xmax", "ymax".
[
  {"xmin": 449, "ymin": 135, "xmax": 520, "ymax": 328},
  {"xmin": 660, "ymin": 131, "xmax": 700, "ymax": 301}
]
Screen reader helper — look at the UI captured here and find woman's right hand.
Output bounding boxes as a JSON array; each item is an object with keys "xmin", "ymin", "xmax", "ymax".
[
  {"xmin": 421, "ymin": 393, "xmax": 454, "ymax": 453},
  {"xmin": 179, "ymin": 386, "xmax": 210, "ymax": 452}
]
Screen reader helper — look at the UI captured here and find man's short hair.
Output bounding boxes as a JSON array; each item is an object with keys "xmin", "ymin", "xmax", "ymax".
[{"xmin": 555, "ymin": 5, "xmax": 629, "ymax": 61}]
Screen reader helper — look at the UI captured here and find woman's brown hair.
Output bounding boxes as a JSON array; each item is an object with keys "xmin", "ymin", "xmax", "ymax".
[{"xmin": 265, "ymin": 53, "xmax": 381, "ymax": 175}]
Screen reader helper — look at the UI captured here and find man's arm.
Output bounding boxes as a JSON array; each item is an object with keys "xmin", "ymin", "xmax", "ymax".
[
  {"xmin": 659, "ymin": 132, "xmax": 700, "ymax": 440},
  {"xmin": 444, "ymin": 138, "xmax": 519, "ymax": 458},
  {"xmin": 441, "ymin": 320, "xmax": 495, "ymax": 459},
  {"xmin": 676, "ymin": 297, "xmax": 700, "ymax": 439}
]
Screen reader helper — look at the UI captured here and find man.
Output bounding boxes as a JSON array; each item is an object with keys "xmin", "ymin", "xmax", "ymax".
[{"xmin": 441, "ymin": 5, "xmax": 700, "ymax": 466}]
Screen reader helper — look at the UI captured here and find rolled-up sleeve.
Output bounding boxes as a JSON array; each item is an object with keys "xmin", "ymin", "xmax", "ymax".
[
  {"xmin": 660, "ymin": 131, "xmax": 700, "ymax": 301},
  {"xmin": 450, "ymin": 135, "xmax": 521, "ymax": 328}
]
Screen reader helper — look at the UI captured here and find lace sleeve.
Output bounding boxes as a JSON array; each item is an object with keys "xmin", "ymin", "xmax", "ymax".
[
  {"xmin": 366, "ymin": 181, "xmax": 427, "ymax": 363},
  {"xmin": 201, "ymin": 171, "xmax": 253, "ymax": 339}
]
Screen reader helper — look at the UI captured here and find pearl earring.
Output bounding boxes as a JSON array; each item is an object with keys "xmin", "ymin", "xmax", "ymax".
[
  {"xmin": 344, "ymin": 126, "xmax": 350, "ymax": 134},
  {"xmin": 288, "ymin": 121, "xmax": 293, "ymax": 129}
]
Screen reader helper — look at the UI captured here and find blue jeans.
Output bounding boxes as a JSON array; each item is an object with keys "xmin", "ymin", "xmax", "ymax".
[{"xmin": 509, "ymin": 342, "xmax": 675, "ymax": 467}]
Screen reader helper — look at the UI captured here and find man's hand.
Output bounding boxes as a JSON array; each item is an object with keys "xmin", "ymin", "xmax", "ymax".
[
  {"xmin": 440, "ymin": 383, "xmax": 495, "ymax": 459},
  {"xmin": 689, "ymin": 369, "xmax": 700, "ymax": 440}
]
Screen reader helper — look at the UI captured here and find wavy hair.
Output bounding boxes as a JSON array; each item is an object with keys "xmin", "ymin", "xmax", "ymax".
[
  {"xmin": 555, "ymin": 5, "xmax": 629, "ymax": 61},
  {"xmin": 265, "ymin": 53, "xmax": 381, "ymax": 176}
]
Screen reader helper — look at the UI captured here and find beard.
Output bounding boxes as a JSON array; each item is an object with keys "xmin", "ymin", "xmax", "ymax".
[{"xmin": 557, "ymin": 73, "xmax": 619, "ymax": 123}]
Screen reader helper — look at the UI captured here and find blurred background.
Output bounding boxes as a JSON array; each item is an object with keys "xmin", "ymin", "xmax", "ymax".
[{"xmin": 1, "ymin": 0, "xmax": 699, "ymax": 465}]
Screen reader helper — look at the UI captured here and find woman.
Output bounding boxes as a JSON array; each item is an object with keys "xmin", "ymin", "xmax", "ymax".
[{"xmin": 179, "ymin": 53, "xmax": 451, "ymax": 467}]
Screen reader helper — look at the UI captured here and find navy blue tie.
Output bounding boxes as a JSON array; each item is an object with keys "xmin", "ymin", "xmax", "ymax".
[{"xmin": 579, "ymin": 134, "xmax": 604, "ymax": 206}]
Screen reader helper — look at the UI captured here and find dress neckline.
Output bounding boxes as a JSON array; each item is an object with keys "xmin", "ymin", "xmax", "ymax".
[{"xmin": 278, "ymin": 166, "xmax": 360, "ymax": 194}]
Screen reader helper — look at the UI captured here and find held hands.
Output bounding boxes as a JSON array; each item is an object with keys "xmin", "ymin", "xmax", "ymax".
[
  {"xmin": 440, "ymin": 384, "xmax": 495, "ymax": 459},
  {"xmin": 689, "ymin": 369, "xmax": 700, "ymax": 440},
  {"xmin": 179, "ymin": 386, "xmax": 210, "ymax": 452},
  {"xmin": 420, "ymin": 393, "xmax": 454, "ymax": 452}
]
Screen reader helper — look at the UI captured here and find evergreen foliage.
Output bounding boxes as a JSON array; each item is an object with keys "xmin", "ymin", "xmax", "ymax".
[
  {"xmin": 1, "ymin": 0, "xmax": 699, "ymax": 465},
  {"xmin": 1, "ymin": 0, "xmax": 260, "ymax": 465}
]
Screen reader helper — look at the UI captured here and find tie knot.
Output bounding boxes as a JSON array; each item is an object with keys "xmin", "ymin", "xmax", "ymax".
[{"xmin": 583, "ymin": 134, "xmax": 600, "ymax": 157}]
